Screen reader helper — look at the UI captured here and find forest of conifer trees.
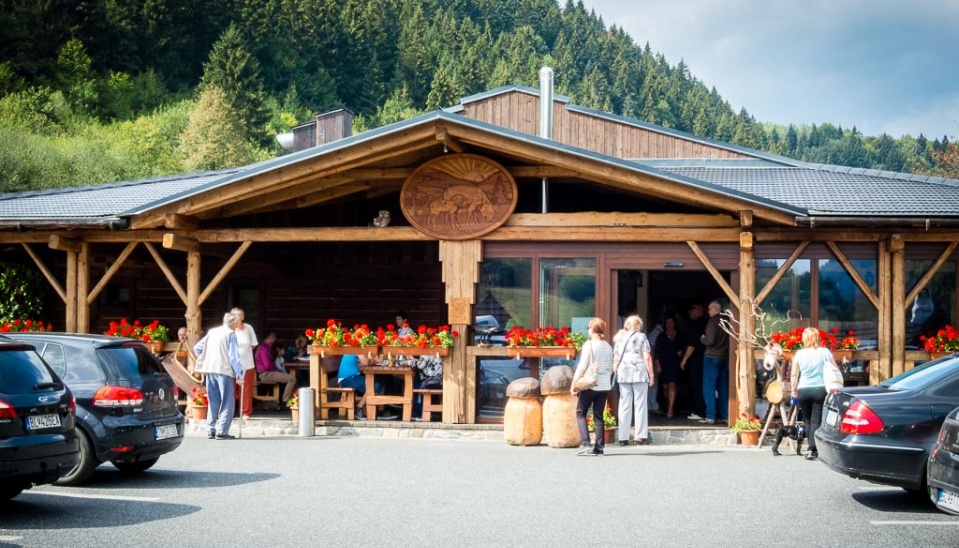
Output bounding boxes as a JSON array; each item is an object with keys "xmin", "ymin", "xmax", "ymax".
[{"xmin": 0, "ymin": 0, "xmax": 955, "ymax": 192}]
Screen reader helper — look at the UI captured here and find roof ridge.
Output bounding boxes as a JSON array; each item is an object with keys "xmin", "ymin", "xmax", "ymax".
[{"xmin": 795, "ymin": 161, "xmax": 959, "ymax": 187}]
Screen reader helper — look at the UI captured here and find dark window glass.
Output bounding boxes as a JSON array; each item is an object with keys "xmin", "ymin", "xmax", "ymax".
[
  {"xmin": 39, "ymin": 344, "xmax": 66, "ymax": 378},
  {"xmin": 96, "ymin": 346, "xmax": 162, "ymax": 379},
  {"xmin": 882, "ymin": 358, "xmax": 959, "ymax": 391},
  {"xmin": 0, "ymin": 349, "xmax": 55, "ymax": 392}
]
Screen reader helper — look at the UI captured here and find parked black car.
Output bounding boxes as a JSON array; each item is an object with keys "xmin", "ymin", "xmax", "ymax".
[
  {"xmin": 816, "ymin": 355, "xmax": 959, "ymax": 496},
  {"xmin": 6, "ymin": 333, "xmax": 184, "ymax": 485},
  {"xmin": 0, "ymin": 336, "xmax": 79, "ymax": 500},
  {"xmin": 927, "ymin": 405, "xmax": 959, "ymax": 514}
]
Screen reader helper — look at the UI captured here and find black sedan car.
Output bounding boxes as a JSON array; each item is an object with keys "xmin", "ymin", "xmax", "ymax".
[
  {"xmin": 927, "ymin": 405, "xmax": 959, "ymax": 514},
  {"xmin": 6, "ymin": 333, "xmax": 184, "ymax": 485},
  {"xmin": 816, "ymin": 355, "xmax": 959, "ymax": 496},
  {"xmin": 0, "ymin": 337, "xmax": 79, "ymax": 500}
]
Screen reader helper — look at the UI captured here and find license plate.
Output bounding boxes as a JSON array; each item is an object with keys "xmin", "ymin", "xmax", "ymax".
[
  {"xmin": 27, "ymin": 413, "xmax": 61, "ymax": 430},
  {"xmin": 937, "ymin": 488, "xmax": 959, "ymax": 513},
  {"xmin": 824, "ymin": 408, "xmax": 838, "ymax": 428},
  {"xmin": 155, "ymin": 424, "xmax": 179, "ymax": 440}
]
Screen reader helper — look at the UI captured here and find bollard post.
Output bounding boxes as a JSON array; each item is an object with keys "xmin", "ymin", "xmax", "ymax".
[{"xmin": 297, "ymin": 387, "xmax": 315, "ymax": 437}]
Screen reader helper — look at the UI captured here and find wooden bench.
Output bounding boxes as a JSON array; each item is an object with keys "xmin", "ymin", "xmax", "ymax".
[
  {"xmin": 252, "ymin": 380, "xmax": 282, "ymax": 410},
  {"xmin": 413, "ymin": 388, "xmax": 443, "ymax": 422},
  {"xmin": 320, "ymin": 372, "xmax": 355, "ymax": 420}
]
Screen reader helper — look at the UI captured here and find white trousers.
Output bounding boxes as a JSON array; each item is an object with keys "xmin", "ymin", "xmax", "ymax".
[{"xmin": 618, "ymin": 381, "xmax": 649, "ymax": 441}]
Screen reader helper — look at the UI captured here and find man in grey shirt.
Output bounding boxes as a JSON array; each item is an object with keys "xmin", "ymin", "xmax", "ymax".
[{"xmin": 699, "ymin": 300, "xmax": 729, "ymax": 425}]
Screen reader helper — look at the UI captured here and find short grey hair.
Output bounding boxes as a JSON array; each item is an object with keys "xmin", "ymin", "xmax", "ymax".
[
  {"xmin": 708, "ymin": 300, "xmax": 722, "ymax": 312},
  {"xmin": 222, "ymin": 312, "xmax": 238, "ymax": 328}
]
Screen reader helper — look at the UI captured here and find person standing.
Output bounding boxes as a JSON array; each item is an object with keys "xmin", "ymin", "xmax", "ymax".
[
  {"xmin": 255, "ymin": 331, "xmax": 297, "ymax": 406},
  {"xmin": 571, "ymin": 317, "xmax": 614, "ymax": 456},
  {"xmin": 654, "ymin": 316, "xmax": 684, "ymax": 418},
  {"xmin": 790, "ymin": 327, "xmax": 834, "ymax": 460},
  {"xmin": 699, "ymin": 300, "xmax": 729, "ymax": 425},
  {"xmin": 194, "ymin": 312, "xmax": 242, "ymax": 440},
  {"xmin": 646, "ymin": 319, "xmax": 664, "ymax": 413},
  {"xmin": 680, "ymin": 303, "xmax": 707, "ymax": 420},
  {"xmin": 231, "ymin": 307, "xmax": 258, "ymax": 420},
  {"xmin": 613, "ymin": 315, "xmax": 654, "ymax": 446}
]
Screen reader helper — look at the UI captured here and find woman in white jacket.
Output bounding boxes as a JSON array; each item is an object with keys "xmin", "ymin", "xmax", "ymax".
[{"xmin": 613, "ymin": 315, "xmax": 654, "ymax": 446}]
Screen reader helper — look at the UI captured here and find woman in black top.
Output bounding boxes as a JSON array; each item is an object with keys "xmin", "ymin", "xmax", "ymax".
[{"xmin": 654, "ymin": 316, "xmax": 684, "ymax": 418}]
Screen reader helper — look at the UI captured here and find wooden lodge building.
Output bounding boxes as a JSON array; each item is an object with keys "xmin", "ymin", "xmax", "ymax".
[{"xmin": 2, "ymin": 72, "xmax": 959, "ymax": 425}]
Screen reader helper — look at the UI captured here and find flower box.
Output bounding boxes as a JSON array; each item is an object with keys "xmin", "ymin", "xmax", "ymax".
[
  {"xmin": 380, "ymin": 346, "xmax": 449, "ymax": 358},
  {"xmin": 507, "ymin": 347, "xmax": 576, "ymax": 360},
  {"xmin": 930, "ymin": 351, "xmax": 954, "ymax": 360},
  {"xmin": 832, "ymin": 349, "xmax": 854, "ymax": 363},
  {"xmin": 311, "ymin": 345, "xmax": 378, "ymax": 357}
]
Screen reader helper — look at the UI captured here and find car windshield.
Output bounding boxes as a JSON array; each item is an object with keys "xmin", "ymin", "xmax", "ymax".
[
  {"xmin": 0, "ymin": 348, "xmax": 56, "ymax": 392},
  {"xmin": 880, "ymin": 356, "xmax": 959, "ymax": 391},
  {"xmin": 96, "ymin": 346, "xmax": 163, "ymax": 379}
]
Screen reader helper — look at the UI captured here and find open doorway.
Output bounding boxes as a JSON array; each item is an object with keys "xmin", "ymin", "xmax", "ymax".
[{"xmin": 615, "ymin": 269, "xmax": 732, "ymax": 426}]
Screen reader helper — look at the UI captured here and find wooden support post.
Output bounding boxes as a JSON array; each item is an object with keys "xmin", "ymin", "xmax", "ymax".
[
  {"xmin": 890, "ymin": 235, "xmax": 906, "ymax": 377},
  {"xmin": 876, "ymin": 240, "xmax": 891, "ymax": 385},
  {"xmin": 439, "ymin": 240, "xmax": 482, "ymax": 423},
  {"xmin": 738, "ymin": 231, "xmax": 756, "ymax": 421},
  {"xmin": 65, "ymin": 249, "xmax": 77, "ymax": 333},
  {"xmin": 186, "ymin": 251, "xmax": 202, "ymax": 343},
  {"xmin": 77, "ymin": 242, "xmax": 90, "ymax": 333}
]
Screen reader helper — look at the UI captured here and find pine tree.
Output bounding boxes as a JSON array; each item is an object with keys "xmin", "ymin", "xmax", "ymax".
[{"xmin": 178, "ymin": 86, "xmax": 253, "ymax": 171}]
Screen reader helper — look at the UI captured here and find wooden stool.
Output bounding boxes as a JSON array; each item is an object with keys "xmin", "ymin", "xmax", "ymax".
[
  {"xmin": 413, "ymin": 388, "xmax": 443, "ymax": 422},
  {"xmin": 320, "ymin": 373, "xmax": 355, "ymax": 420}
]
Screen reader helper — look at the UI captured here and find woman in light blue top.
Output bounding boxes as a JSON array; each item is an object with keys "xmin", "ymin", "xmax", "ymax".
[
  {"xmin": 789, "ymin": 327, "xmax": 837, "ymax": 461},
  {"xmin": 571, "ymin": 317, "xmax": 614, "ymax": 456}
]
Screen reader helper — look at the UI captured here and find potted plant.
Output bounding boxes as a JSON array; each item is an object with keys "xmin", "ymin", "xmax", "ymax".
[
  {"xmin": 286, "ymin": 394, "xmax": 299, "ymax": 421},
  {"xmin": 0, "ymin": 318, "xmax": 52, "ymax": 332},
  {"xmin": 505, "ymin": 325, "xmax": 586, "ymax": 359},
  {"xmin": 602, "ymin": 406, "xmax": 618, "ymax": 444},
  {"xmin": 921, "ymin": 325, "xmax": 959, "ymax": 359},
  {"xmin": 305, "ymin": 320, "xmax": 379, "ymax": 356},
  {"xmin": 105, "ymin": 319, "xmax": 168, "ymax": 353},
  {"xmin": 190, "ymin": 388, "xmax": 208, "ymax": 420},
  {"xmin": 832, "ymin": 328, "xmax": 860, "ymax": 362},
  {"xmin": 731, "ymin": 413, "xmax": 763, "ymax": 446}
]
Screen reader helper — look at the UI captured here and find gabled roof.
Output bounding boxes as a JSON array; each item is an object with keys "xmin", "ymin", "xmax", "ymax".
[{"xmin": 2, "ymin": 87, "xmax": 959, "ymax": 229}]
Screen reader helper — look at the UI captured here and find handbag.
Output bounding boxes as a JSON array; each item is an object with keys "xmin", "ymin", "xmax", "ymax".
[
  {"xmin": 823, "ymin": 350, "xmax": 844, "ymax": 391},
  {"xmin": 573, "ymin": 343, "xmax": 599, "ymax": 391}
]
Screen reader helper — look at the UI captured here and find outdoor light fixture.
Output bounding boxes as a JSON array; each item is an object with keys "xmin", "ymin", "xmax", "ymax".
[{"xmin": 664, "ymin": 262, "xmax": 684, "ymax": 268}]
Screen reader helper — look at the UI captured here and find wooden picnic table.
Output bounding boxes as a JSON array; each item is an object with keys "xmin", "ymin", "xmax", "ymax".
[{"xmin": 361, "ymin": 365, "xmax": 414, "ymax": 422}]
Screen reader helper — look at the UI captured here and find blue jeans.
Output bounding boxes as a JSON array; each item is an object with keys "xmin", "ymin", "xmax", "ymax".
[
  {"xmin": 338, "ymin": 374, "xmax": 382, "ymax": 394},
  {"xmin": 206, "ymin": 373, "xmax": 235, "ymax": 436},
  {"xmin": 702, "ymin": 357, "xmax": 728, "ymax": 421}
]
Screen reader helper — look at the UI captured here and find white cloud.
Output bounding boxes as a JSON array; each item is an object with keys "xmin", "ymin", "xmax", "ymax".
[{"xmin": 579, "ymin": 0, "xmax": 959, "ymax": 139}]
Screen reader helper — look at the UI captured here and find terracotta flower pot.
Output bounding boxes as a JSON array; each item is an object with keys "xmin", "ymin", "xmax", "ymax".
[
  {"xmin": 739, "ymin": 430, "xmax": 760, "ymax": 446},
  {"xmin": 147, "ymin": 340, "xmax": 164, "ymax": 353},
  {"xmin": 290, "ymin": 408, "xmax": 299, "ymax": 422},
  {"xmin": 603, "ymin": 427, "xmax": 616, "ymax": 445},
  {"xmin": 192, "ymin": 406, "xmax": 208, "ymax": 420}
]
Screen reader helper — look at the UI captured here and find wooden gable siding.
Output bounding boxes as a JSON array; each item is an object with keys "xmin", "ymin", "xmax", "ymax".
[{"xmin": 459, "ymin": 92, "xmax": 751, "ymax": 160}]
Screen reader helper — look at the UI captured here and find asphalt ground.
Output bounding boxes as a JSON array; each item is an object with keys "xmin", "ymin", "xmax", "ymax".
[{"xmin": 2, "ymin": 436, "xmax": 957, "ymax": 547}]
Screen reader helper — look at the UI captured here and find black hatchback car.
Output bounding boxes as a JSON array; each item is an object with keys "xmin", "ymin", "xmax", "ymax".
[
  {"xmin": 816, "ymin": 355, "xmax": 959, "ymax": 496},
  {"xmin": 6, "ymin": 333, "xmax": 184, "ymax": 485},
  {"xmin": 0, "ymin": 336, "xmax": 79, "ymax": 500},
  {"xmin": 927, "ymin": 405, "xmax": 959, "ymax": 514}
]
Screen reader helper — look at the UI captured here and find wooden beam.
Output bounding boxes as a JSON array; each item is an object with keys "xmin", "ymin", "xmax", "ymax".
[
  {"xmin": 489, "ymin": 227, "xmax": 743, "ymax": 242},
  {"xmin": 825, "ymin": 241, "xmax": 880, "ymax": 310},
  {"xmin": 755, "ymin": 241, "xmax": 810, "ymax": 306},
  {"xmin": 891, "ymin": 239, "xmax": 906, "ymax": 376},
  {"xmin": 198, "ymin": 241, "xmax": 252, "ymax": 306},
  {"xmin": 48, "ymin": 234, "xmax": 80, "ymax": 253},
  {"xmin": 162, "ymin": 233, "xmax": 201, "ymax": 253},
  {"xmin": 219, "ymin": 175, "xmax": 357, "ymax": 217},
  {"xmin": 876, "ymin": 240, "xmax": 891, "ymax": 385},
  {"xmin": 505, "ymin": 212, "xmax": 738, "ymax": 228},
  {"xmin": 346, "ymin": 168, "xmax": 414, "ymax": 180},
  {"xmin": 186, "ymin": 251, "xmax": 201, "ymax": 343},
  {"xmin": 740, "ymin": 210, "xmax": 753, "ymax": 228},
  {"xmin": 508, "ymin": 166, "xmax": 582, "ymax": 178},
  {"xmin": 295, "ymin": 182, "xmax": 371, "ymax": 209},
  {"xmin": 904, "ymin": 241, "xmax": 958, "ymax": 308},
  {"xmin": 163, "ymin": 214, "xmax": 199, "ymax": 231},
  {"xmin": 65, "ymin": 250, "xmax": 77, "ymax": 332},
  {"xmin": 435, "ymin": 127, "xmax": 465, "ymax": 153},
  {"xmin": 86, "ymin": 242, "xmax": 138, "ymax": 305},
  {"xmin": 21, "ymin": 243, "xmax": 66, "ymax": 303},
  {"xmin": 686, "ymin": 241, "xmax": 739, "ymax": 306},
  {"xmin": 143, "ymin": 242, "xmax": 187, "ymax": 305},
  {"xmin": 77, "ymin": 242, "xmax": 90, "ymax": 333}
]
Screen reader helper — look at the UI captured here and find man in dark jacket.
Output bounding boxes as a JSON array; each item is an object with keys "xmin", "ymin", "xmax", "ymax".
[{"xmin": 699, "ymin": 300, "xmax": 729, "ymax": 425}]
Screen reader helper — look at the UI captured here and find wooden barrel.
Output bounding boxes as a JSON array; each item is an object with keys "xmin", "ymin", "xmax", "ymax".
[
  {"xmin": 504, "ymin": 397, "xmax": 543, "ymax": 446},
  {"xmin": 542, "ymin": 392, "xmax": 582, "ymax": 448}
]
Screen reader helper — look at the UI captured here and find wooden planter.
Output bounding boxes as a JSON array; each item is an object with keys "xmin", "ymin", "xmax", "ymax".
[
  {"xmin": 311, "ymin": 345, "xmax": 378, "ymax": 357},
  {"xmin": 832, "ymin": 350, "xmax": 854, "ymax": 363},
  {"xmin": 380, "ymin": 346, "xmax": 450, "ymax": 357},
  {"xmin": 506, "ymin": 347, "xmax": 576, "ymax": 360}
]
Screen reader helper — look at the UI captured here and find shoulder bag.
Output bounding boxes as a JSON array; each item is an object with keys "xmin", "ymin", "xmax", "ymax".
[
  {"xmin": 573, "ymin": 342, "xmax": 599, "ymax": 391},
  {"xmin": 823, "ymin": 349, "xmax": 844, "ymax": 391}
]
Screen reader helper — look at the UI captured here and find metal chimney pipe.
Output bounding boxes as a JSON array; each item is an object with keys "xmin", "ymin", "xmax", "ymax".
[{"xmin": 539, "ymin": 67, "xmax": 553, "ymax": 214}]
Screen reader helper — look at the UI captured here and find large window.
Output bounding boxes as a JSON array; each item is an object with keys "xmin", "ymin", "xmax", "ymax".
[
  {"xmin": 906, "ymin": 259, "xmax": 956, "ymax": 347},
  {"xmin": 476, "ymin": 258, "xmax": 533, "ymax": 333},
  {"xmin": 818, "ymin": 258, "xmax": 878, "ymax": 348},
  {"xmin": 755, "ymin": 258, "xmax": 811, "ymax": 333},
  {"xmin": 539, "ymin": 258, "xmax": 596, "ymax": 332}
]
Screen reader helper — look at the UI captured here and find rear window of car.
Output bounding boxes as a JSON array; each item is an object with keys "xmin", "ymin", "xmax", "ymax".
[
  {"xmin": 881, "ymin": 358, "xmax": 959, "ymax": 391},
  {"xmin": 0, "ymin": 348, "xmax": 56, "ymax": 392},
  {"xmin": 95, "ymin": 346, "xmax": 163, "ymax": 379}
]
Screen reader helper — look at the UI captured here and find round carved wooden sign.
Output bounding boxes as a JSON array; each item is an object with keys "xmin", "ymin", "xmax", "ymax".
[{"xmin": 400, "ymin": 154, "xmax": 517, "ymax": 240}]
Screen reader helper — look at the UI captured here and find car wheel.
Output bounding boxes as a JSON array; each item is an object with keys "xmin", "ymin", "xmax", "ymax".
[
  {"xmin": 111, "ymin": 457, "xmax": 159, "ymax": 474},
  {"xmin": 0, "ymin": 484, "xmax": 25, "ymax": 501},
  {"xmin": 54, "ymin": 430, "xmax": 100, "ymax": 486}
]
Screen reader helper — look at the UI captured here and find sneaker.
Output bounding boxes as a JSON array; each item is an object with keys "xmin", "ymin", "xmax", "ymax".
[
  {"xmin": 208, "ymin": 430, "xmax": 216, "ymax": 439},
  {"xmin": 805, "ymin": 451, "xmax": 819, "ymax": 461},
  {"xmin": 354, "ymin": 409, "xmax": 365, "ymax": 420},
  {"xmin": 411, "ymin": 417, "xmax": 423, "ymax": 422},
  {"xmin": 589, "ymin": 449, "xmax": 604, "ymax": 456},
  {"xmin": 215, "ymin": 434, "xmax": 236, "ymax": 440},
  {"xmin": 575, "ymin": 446, "xmax": 593, "ymax": 456},
  {"xmin": 687, "ymin": 413, "xmax": 704, "ymax": 420},
  {"xmin": 698, "ymin": 418, "xmax": 716, "ymax": 424},
  {"xmin": 377, "ymin": 412, "xmax": 398, "ymax": 420}
]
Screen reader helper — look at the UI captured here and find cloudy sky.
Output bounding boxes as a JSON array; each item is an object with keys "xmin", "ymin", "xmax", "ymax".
[{"xmin": 578, "ymin": 0, "xmax": 959, "ymax": 140}]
